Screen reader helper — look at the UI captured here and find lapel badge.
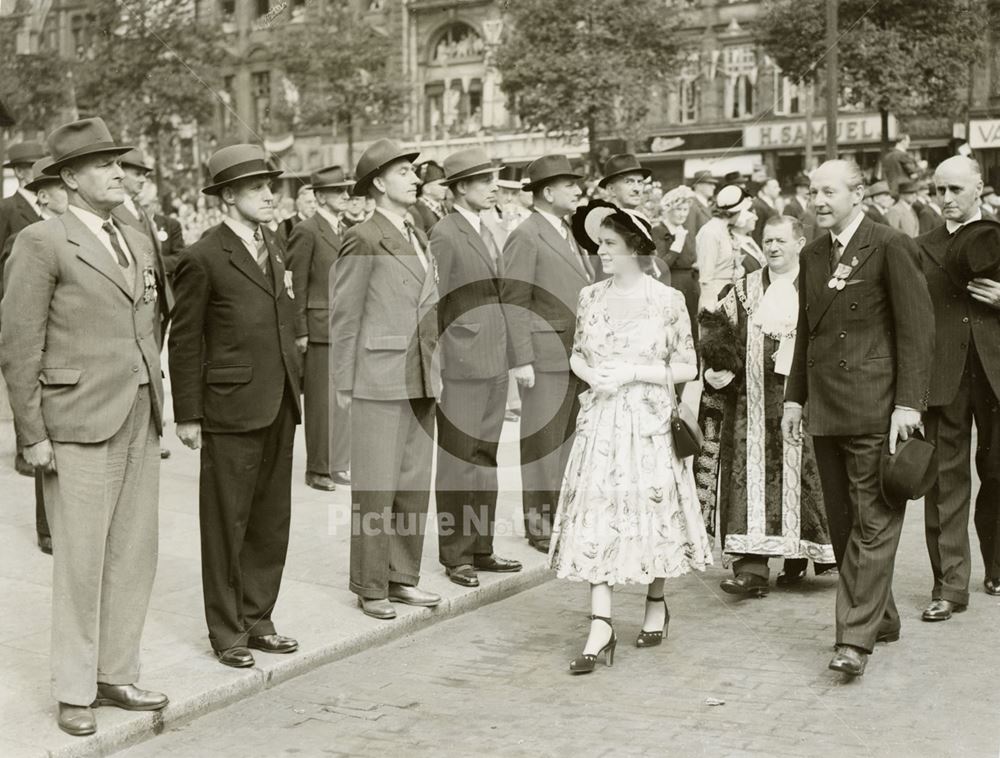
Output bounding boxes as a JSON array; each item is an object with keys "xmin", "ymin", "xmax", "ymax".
[{"xmin": 850, "ymin": 256, "xmax": 859, "ymax": 267}]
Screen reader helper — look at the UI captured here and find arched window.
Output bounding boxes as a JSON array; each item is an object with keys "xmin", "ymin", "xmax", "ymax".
[{"xmin": 431, "ymin": 22, "xmax": 485, "ymax": 64}]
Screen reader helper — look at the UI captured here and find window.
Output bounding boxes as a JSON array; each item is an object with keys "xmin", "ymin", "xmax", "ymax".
[
  {"xmin": 431, "ymin": 22, "xmax": 485, "ymax": 64},
  {"xmin": 677, "ymin": 53, "xmax": 700, "ymax": 124},
  {"xmin": 773, "ymin": 73, "xmax": 801, "ymax": 116},
  {"xmin": 723, "ymin": 46, "xmax": 757, "ymax": 120},
  {"xmin": 252, "ymin": 71, "xmax": 271, "ymax": 131}
]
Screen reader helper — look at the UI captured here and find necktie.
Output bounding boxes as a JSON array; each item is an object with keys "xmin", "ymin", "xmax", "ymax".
[
  {"xmin": 101, "ymin": 221, "xmax": 130, "ymax": 268},
  {"xmin": 480, "ymin": 223, "xmax": 501, "ymax": 275},
  {"xmin": 829, "ymin": 238, "xmax": 843, "ymax": 272},
  {"xmin": 252, "ymin": 227, "xmax": 269, "ymax": 274},
  {"xmin": 562, "ymin": 220, "xmax": 591, "ymax": 280},
  {"xmin": 404, "ymin": 221, "xmax": 429, "ymax": 271}
]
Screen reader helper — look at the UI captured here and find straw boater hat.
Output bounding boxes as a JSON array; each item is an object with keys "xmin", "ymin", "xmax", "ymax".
[
  {"xmin": 598, "ymin": 153, "xmax": 651, "ymax": 188},
  {"xmin": 24, "ymin": 156, "xmax": 61, "ymax": 193},
  {"xmin": 521, "ymin": 154, "xmax": 582, "ymax": 193},
  {"xmin": 496, "ymin": 164, "xmax": 524, "ymax": 190},
  {"xmin": 570, "ymin": 198, "xmax": 656, "ymax": 256},
  {"xmin": 202, "ymin": 144, "xmax": 282, "ymax": 195},
  {"xmin": 42, "ymin": 118, "xmax": 133, "ymax": 175},
  {"xmin": 309, "ymin": 164, "xmax": 353, "ymax": 191},
  {"xmin": 441, "ymin": 147, "xmax": 498, "ymax": 187},
  {"xmin": 351, "ymin": 138, "xmax": 420, "ymax": 197},
  {"xmin": 3, "ymin": 140, "xmax": 47, "ymax": 169}
]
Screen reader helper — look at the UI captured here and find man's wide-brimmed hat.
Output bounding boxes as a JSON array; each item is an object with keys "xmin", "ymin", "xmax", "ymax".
[
  {"xmin": 793, "ymin": 172, "xmax": 811, "ymax": 188},
  {"xmin": 352, "ymin": 139, "xmax": 420, "ymax": 197},
  {"xmin": 442, "ymin": 147, "xmax": 497, "ymax": 187},
  {"xmin": 3, "ymin": 140, "xmax": 47, "ymax": 169},
  {"xmin": 119, "ymin": 148, "xmax": 153, "ymax": 173},
  {"xmin": 202, "ymin": 144, "xmax": 282, "ymax": 195},
  {"xmin": 880, "ymin": 433, "xmax": 937, "ymax": 505},
  {"xmin": 571, "ymin": 198, "xmax": 655, "ymax": 256},
  {"xmin": 415, "ymin": 161, "xmax": 446, "ymax": 186},
  {"xmin": 522, "ymin": 154, "xmax": 582, "ymax": 192},
  {"xmin": 864, "ymin": 181, "xmax": 891, "ymax": 199},
  {"xmin": 598, "ymin": 153, "xmax": 651, "ymax": 188},
  {"xmin": 24, "ymin": 157, "xmax": 61, "ymax": 192},
  {"xmin": 690, "ymin": 169, "xmax": 718, "ymax": 187},
  {"xmin": 715, "ymin": 184, "xmax": 752, "ymax": 214},
  {"xmin": 310, "ymin": 164, "xmax": 353, "ymax": 191},
  {"xmin": 946, "ymin": 218, "xmax": 1000, "ymax": 283},
  {"xmin": 42, "ymin": 118, "xmax": 133, "ymax": 175},
  {"xmin": 898, "ymin": 180, "xmax": 918, "ymax": 195}
]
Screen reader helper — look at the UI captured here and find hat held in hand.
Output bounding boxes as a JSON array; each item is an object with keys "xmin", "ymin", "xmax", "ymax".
[
  {"xmin": 946, "ymin": 218, "xmax": 1000, "ymax": 284},
  {"xmin": 879, "ymin": 433, "xmax": 937, "ymax": 506}
]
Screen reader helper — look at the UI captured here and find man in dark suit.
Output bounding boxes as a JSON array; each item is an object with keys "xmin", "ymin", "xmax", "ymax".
[
  {"xmin": 169, "ymin": 145, "xmax": 303, "ymax": 668},
  {"xmin": 880, "ymin": 133, "xmax": 920, "ymax": 195},
  {"xmin": 152, "ymin": 210, "xmax": 186, "ymax": 280},
  {"xmin": 407, "ymin": 160, "xmax": 447, "ymax": 235},
  {"xmin": 751, "ymin": 177, "xmax": 780, "ymax": 246},
  {"xmin": 0, "ymin": 140, "xmax": 47, "ymax": 477},
  {"xmin": 687, "ymin": 170, "xmax": 716, "ymax": 233},
  {"xmin": 502, "ymin": 154, "xmax": 591, "ymax": 552},
  {"xmin": 784, "ymin": 173, "xmax": 812, "ymax": 220},
  {"xmin": 286, "ymin": 165, "xmax": 354, "ymax": 491},
  {"xmin": 1, "ymin": 118, "xmax": 168, "ymax": 736},
  {"xmin": 917, "ymin": 156, "xmax": 1000, "ymax": 618},
  {"xmin": 913, "ymin": 180, "xmax": 944, "ymax": 235},
  {"xmin": 279, "ymin": 185, "xmax": 317, "ymax": 241},
  {"xmin": 783, "ymin": 159, "xmax": 934, "ymax": 677},
  {"xmin": 330, "ymin": 139, "xmax": 442, "ymax": 620},
  {"xmin": 863, "ymin": 181, "xmax": 893, "ymax": 226},
  {"xmin": 431, "ymin": 147, "xmax": 523, "ymax": 588}
]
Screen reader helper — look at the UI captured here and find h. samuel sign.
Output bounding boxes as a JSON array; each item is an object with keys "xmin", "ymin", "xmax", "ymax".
[{"xmin": 744, "ymin": 115, "xmax": 894, "ymax": 149}]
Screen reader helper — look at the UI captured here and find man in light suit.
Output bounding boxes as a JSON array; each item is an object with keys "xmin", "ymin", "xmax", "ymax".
[
  {"xmin": 286, "ymin": 165, "xmax": 354, "ymax": 491},
  {"xmin": 169, "ymin": 145, "xmax": 303, "ymax": 668},
  {"xmin": 916, "ymin": 156, "xmax": 1000, "ymax": 619},
  {"xmin": 0, "ymin": 118, "xmax": 168, "ymax": 736},
  {"xmin": 431, "ymin": 147, "xmax": 523, "ymax": 588},
  {"xmin": 330, "ymin": 139, "xmax": 442, "ymax": 619},
  {"xmin": 783, "ymin": 159, "xmax": 934, "ymax": 677},
  {"xmin": 884, "ymin": 181, "xmax": 921, "ymax": 238},
  {"xmin": 502, "ymin": 154, "xmax": 591, "ymax": 552}
]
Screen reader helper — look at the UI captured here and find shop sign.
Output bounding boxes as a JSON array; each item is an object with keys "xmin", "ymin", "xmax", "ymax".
[
  {"xmin": 969, "ymin": 119, "xmax": 1000, "ymax": 149},
  {"xmin": 744, "ymin": 114, "xmax": 892, "ymax": 149}
]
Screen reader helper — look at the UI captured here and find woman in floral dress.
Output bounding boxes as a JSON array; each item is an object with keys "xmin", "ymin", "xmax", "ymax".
[{"xmin": 549, "ymin": 200, "xmax": 713, "ymax": 675}]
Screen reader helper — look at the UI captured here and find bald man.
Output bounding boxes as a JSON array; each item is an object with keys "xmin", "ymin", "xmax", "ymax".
[
  {"xmin": 916, "ymin": 157, "xmax": 1000, "ymax": 620},
  {"xmin": 783, "ymin": 160, "xmax": 934, "ymax": 677}
]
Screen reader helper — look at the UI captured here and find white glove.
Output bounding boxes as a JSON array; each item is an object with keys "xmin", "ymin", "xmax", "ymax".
[{"xmin": 704, "ymin": 368, "xmax": 735, "ymax": 390}]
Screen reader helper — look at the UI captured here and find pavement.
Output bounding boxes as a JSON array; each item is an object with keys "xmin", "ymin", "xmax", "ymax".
[{"xmin": 119, "ymin": 508, "xmax": 1000, "ymax": 758}]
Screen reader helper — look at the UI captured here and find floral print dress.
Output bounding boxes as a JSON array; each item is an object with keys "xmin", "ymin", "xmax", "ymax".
[{"xmin": 548, "ymin": 276, "xmax": 714, "ymax": 585}]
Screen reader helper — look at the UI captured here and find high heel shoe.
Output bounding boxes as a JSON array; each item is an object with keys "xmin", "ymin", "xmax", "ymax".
[
  {"xmin": 569, "ymin": 615, "xmax": 616, "ymax": 674},
  {"xmin": 635, "ymin": 595, "xmax": 670, "ymax": 648}
]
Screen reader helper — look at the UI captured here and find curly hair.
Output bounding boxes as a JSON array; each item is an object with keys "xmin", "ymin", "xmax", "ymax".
[{"xmin": 600, "ymin": 214, "xmax": 657, "ymax": 274}]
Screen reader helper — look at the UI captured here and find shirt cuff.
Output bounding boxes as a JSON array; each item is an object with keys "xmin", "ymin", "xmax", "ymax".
[
  {"xmin": 894, "ymin": 405, "xmax": 919, "ymax": 413},
  {"xmin": 783, "ymin": 401, "xmax": 803, "ymax": 410}
]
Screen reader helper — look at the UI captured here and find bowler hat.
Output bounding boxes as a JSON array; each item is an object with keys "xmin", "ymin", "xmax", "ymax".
[
  {"xmin": 119, "ymin": 148, "xmax": 153, "ymax": 173},
  {"xmin": 864, "ymin": 181, "xmax": 891, "ymax": 199},
  {"xmin": 496, "ymin": 164, "xmax": 524, "ymax": 190},
  {"xmin": 202, "ymin": 144, "xmax": 282, "ymax": 195},
  {"xmin": 571, "ymin": 198, "xmax": 655, "ymax": 256},
  {"xmin": 42, "ymin": 118, "xmax": 133, "ymax": 175},
  {"xmin": 442, "ymin": 147, "xmax": 497, "ymax": 187},
  {"xmin": 946, "ymin": 218, "xmax": 1000, "ymax": 283},
  {"xmin": 352, "ymin": 139, "xmax": 420, "ymax": 197},
  {"xmin": 3, "ymin": 140, "xmax": 47, "ymax": 169},
  {"xmin": 691, "ymin": 170, "xmax": 718, "ymax": 187},
  {"xmin": 24, "ymin": 157, "xmax": 61, "ymax": 192},
  {"xmin": 310, "ymin": 164, "xmax": 353, "ymax": 191},
  {"xmin": 598, "ymin": 153, "xmax": 651, "ymax": 188},
  {"xmin": 521, "ymin": 154, "xmax": 582, "ymax": 192},
  {"xmin": 879, "ymin": 434, "xmax": 937, "ymax": 505},
  {"xmin": 714, "ymin": 184, "xmax": 752, "ymax": 214}
]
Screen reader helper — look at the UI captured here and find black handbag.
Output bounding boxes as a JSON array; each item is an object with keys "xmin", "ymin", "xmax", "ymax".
[{"xmin": 670, "ymin": 397, "xmax": 703, "ymax": 458}]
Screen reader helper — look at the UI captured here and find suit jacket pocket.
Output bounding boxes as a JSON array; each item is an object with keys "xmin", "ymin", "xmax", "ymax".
[
  {"xmin": 39, "ymin": 368, "xmax": 82, "ymax": 386},
  {"xmin": 531, "ymin": 319, "xmax": 568, "ymax": 333},
  {"xmin": 365, "ymin": 335, "xmax": 409, "ymax": 351},
  {"xmin": 450, "ymin": 322, "xmax": 481, "ymax": 335},
  {"xmin": 206, "ymin": 365, "xmax": 253, "ymax": 384}
]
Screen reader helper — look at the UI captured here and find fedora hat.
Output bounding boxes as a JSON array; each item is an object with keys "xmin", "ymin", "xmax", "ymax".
[
  {"xmin": 946, "ymin": 218, "xmax": 1000, "ymax": 283},
  {"xmin": 353, "ymin": 139, "xmax": 420, "ymax": 197},
  {"xmin": 793, "ymin": 172, "xmax": 811, "ymax": 188},
  {"xmin": 415, "ymin": 160, "xmax": 446, "ymax": 186},
  {"xmin": 43, "ymin": 119, "xmax": 133, "ymax": 175},
  {"xmin": 864, "ymin": 181, "xmax": 891, "ymax": 199},
  {"xmin": 571, "ymin": 198, "xmax": 655, "ymax": 256},
  {"xmin": 3, "ymin": 140, "xmax": 47, "ymax": 169},
  {"xmin": 442, "ymin": 147, "xmax": 497, "ymax": 187},
  {"xmin": 897, "ymin": 180, "xmax": 918, "ymax": 195},
  {"xmin": 310, "ymin": 164, "xmax": 353, "ymax": 191},
  {"xmin": 119, "ymin": 148, "xmax": 153, "ymax": 173},
  {"xmin": 598, "ymin": 153, "xmax": 651, "ymax": 188},
  {"xmin": 879, "ymin": 433, "xmax": 937, "ymax": 506},
  {"xmin": 714, "ymin": 184, "xmax": 752, "ymax": 214},
  {"xmin": 202, "ymin": 144, "xmax": 282, "ymax": 195},
  {"xmin": 24, "ymin": 156, "xmax": 61, "ymax": 192},
  {"xmin": 722, "ymin": 170, "xmax": 744, "ymax": 185},
  {"xmin": 522, "ymin": 154, "xmax": 582, "ymax": 192},
  {"xmin": 690, "ymin": 169, "xmax": 718, "ymax": 187},
  {"xmin": 496, "ymin": 164, "xmax": 524, "ymax": 190}
]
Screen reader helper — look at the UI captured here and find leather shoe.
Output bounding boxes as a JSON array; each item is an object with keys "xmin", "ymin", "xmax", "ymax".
[
  {"xmin": 93, "ymin": 683, "xmax": 168, "ymax": 711},
  {"xmin": 248, "ymin": 633, "xmax": 298, "ymax": 654},
  {"xmin": 921, "ymin": 598, "xmax": 967, "ymax": 622},
  {"xmin": 332, "ymin": 470, "xmax": 351, "ymax": 486},
  {"xmin": 214, "ymin": 646, "xmax": 255, "ymax": 668},
  {"xmin": 14, "ymin": 452, "xmax": 33, "ymax": 477},
  {"xmin": 160, "ymin": 447, "xmax": 171, "ymax": 460},
  {"xmin": 814, "ymin": 563, "xmax": 838, "ymax": 576},
  {"xmin": 388, "ymin": 582, "xmax": 442, "ymax": 607},
  {"xmin": 474, "ymin": 554, "xmax": 523, "ymax": 573},
  {"xmin": 526, "ymin": 536, "xmax": 550, "ymax": 554},
  {"xmin": 37, "ymin": 533, "xmax": 53, "ymax": 555},
  {"xmin": 57, "ymin": 703, "xmax": 96, "ymax": 736},
  {"xmin": 720, "ymin": 573, "xmax": 769, "ymax": 597},
  {"xmin": 829, "ymin": 645, "xmax": 867, "ymax": 676},
  {"xmin": 776, "ymin": 568, "xmax": 805, "ymax": 587},
  {"xmin": 985, "ymin": 578, "xmax": 1000, "ymax": 596},
  {"xmin": 305, "ymin": 472, "xmax": 336, "ymax": 491},
  {"xmin": 446, "ymin": 564, "xmax": 479, "ymax": 587},
  {"xmin": 876, "ymin": 628, "xmax": 900, "ymax": 644},
  {"xmin": 357, "ymin": 596, "xmax": 396, "ymax": 619}
]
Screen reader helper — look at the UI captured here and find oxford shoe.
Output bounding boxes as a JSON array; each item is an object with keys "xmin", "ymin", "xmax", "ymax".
[
  {"xmin": 160, "ymin": 447, "xmax": 171, "ymax": 460},
  {"xmin": 474, "ymin": 554, "xmax": 523, "ymax": 573},
  {"xmin": 876, "ymin": 628, "xmax": 900, "ymax": 644},
  {"xmin": 332, "ymin": 470, "xmax": 351, "ymax": 486},
  {"xmin": 446, "ymin": 564, "xmax": 479, "ymax": 587},
  {"xmin": 985, "ymin": 578, "xmax": 1000, "ymax": 596},
  {"xmin": 57, "ymin": 703, "xmax": 96, "ymax": 736},
  {"xmin": 93, "ymin": 683, "xmax": 168, "ymax": 711},
  {"xmin": 357, "ymin": 596, "xmax": 396, "ymax": 619},
  {"xmin": 248, "ymin": 634, "xmax": 298, "ymax": 654},
  {"xmin": 527, "ymin": 536, "xmax": 550, "ymax": 554},
  {"xmin": 775, "ymin": 568, "xmax": 806, "ymax": 587},
  {"xmin": 305, "ymin": 472, "xmax": 336, "ymax": 491},
  {"xmin": 828, "ymin": 645, "xmax": 867, "ymax": 677},
  {"xmin": 921, "ymin": 598, "xmax": 967, "ymax": 622},
  {"xmin": 215, "ymin": 646, "xmax": 255, "ymax": 668},
  {"xmin": 720, "ymin": 573, "xmax": 769, "ymax": 598},
  {"xmin": 388, "ymin": 583, "xmax": 442, "ymax": 607}
]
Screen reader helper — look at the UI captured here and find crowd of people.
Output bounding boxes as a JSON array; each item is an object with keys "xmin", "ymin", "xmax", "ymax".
[{"xmin": 1, "ymin": 115, "xmax": 999, "ymax": 737}]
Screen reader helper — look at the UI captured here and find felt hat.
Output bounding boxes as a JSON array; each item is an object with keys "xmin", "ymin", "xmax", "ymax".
[
  {"xmin": 521, "ymin": 154, "xmax": 582, "ymax": 192},
  {"xmin": 793, "ymin": 172, "xmax": 811, "ymax": 188},
  {"xmin": 202, "ymin": 144, "xmax": 282, "ymax": 195},
  {"xmin": 310, "ymin": 164, "xmax": 353, "ymax": 191},
  {"xmin": 352, "ymin": 139, "xmax": 420, "ymax": 197},
  {"xmin": 3, "ymin": 140, "xmax": 47, "ymax": 168},
  {"xmin": 119, "ymin": 148, "xmax": 153, "ymax": 173},
  {"xmin": 441, "ymin": 147, "xmax": 497, "ymax": 187},
  {"xmin": 42, "ymin": 118, "xmax": 133, "ymax": 175},
  {"xmin": 879, "ymin": 434, "xmax": 938, "ymax": 505},
  {"xmin": 864, "ymin": 181, "xmax": 891, "ymax": 199},
  {"xmin": 946, "ymin": 219, "xmax": 1000, "ymax": 283},
  {"xmin": 496, "ymin": 164, "xmax": 524, "ymax": 190},
  {"xmin": 24, "ymin": 156, "xmax": 61, "ymax": 192},
  {"xmin": 598, "ymin": 153, "xmax": 651, "ymax": 188},
  {"xmin": 690, "ymin": 169, "xmax": 718, "ymax": 187}
]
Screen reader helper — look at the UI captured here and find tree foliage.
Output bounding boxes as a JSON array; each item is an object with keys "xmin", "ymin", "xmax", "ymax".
[
  {"xmin": 757, "ymin": 0, "xmax": 986, "ymax": 139},
  {"xmin": 494, "ymin": 0, "xmax": 689, "ymax": 170}
]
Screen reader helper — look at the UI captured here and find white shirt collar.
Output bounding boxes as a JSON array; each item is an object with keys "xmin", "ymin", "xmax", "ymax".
[
  {"xmin": 537, "ymin": 208, "xmax": 567, "ymax": 237},
  {"xmin": 68, "ymin": 205, "xmax": 133, "ymax": 266},
  {"xmin": 375, "ymin": 206, "xmax": 410, "ymax": 236},
  {"xmin": 316, "ymin": 206, "xmax": 340, "ymax": 231},
  {"xmin": 946, "ymin": 208, "xmax": 982, "ymax": 234},
  {"xmin": 453, "ymin": 203, "xmax": 481, "ymax": 233},
  {"xmin": 830, "ymin": 209, "xmax": 866, "ymax": 250},
  {"xmin": 223, "ymin": 216, "xmax": 260, "ymax": 251},
  {"xmin": 123, "ymin": 195, "xmax": 140, "ymax": 219}
]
